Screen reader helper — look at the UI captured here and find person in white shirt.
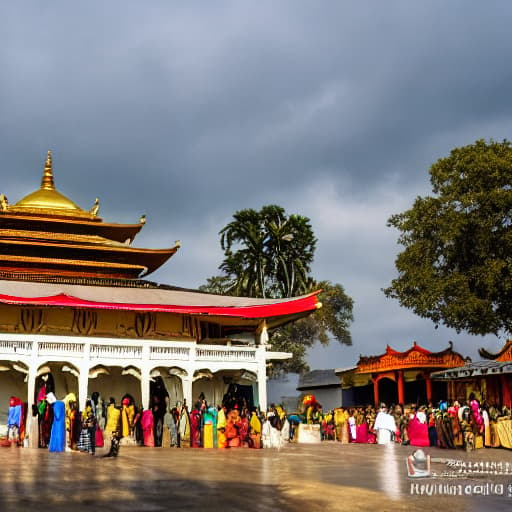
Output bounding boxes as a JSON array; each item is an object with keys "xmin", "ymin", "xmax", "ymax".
[{"xmin": 373, "ymin": 404, "xmax": 396, "ymax": 444}]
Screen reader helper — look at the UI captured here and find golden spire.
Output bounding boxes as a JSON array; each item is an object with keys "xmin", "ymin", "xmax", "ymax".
[{"xmin": 41, "ymin": 150, "xmax": 55, "ymax": 191}]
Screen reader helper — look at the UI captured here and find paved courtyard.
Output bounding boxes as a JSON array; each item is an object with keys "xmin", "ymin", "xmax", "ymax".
[{"xmin": 0, "ymin": 442, "xmax": 511, "ymax": 511}]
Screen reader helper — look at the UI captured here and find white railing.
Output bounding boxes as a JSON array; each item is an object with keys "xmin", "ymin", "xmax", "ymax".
[
  {"xmin": 0, "ymin": 340, "xmax": 33, "ymax": 356},
  {"xmin": 0, "ymin": 334, "xmax": 259, "ymax": 366},
  {"xmin": 38, "ymin": 342, "xmax": 85, "ymax": 358},
  {"xmin": 150, "ymin": 346, "xmax": 190, "ymax": 361},
  {"xmin": 90, "ymin": 344, "xmax": 143, "ymax": 359},
  {"xmin": 196, "ymin": 346, "xmax": 256, "ymax": 362}
]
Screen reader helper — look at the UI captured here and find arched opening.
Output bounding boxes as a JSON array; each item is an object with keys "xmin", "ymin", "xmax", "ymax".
[
  {"xmin": 0, "ymin": 361, "xmax": 28, "ymax": 433},
  {"xmin": 378, "ymin": 377, "xmax": 398, "ymax": 406},
  {"xmin": 190, "ymin": 369, "xmax": 257, "ymax": 410},
  {"xmin": 149, "ymin": 366, "xmax": 186, "ymax": 408},
  {"xmin": 404, "ymin": 374, "xmax": 427, "ymax": 405},
  {"xmin": 87, "ymin": 366, "xmax": 142, "ymax": 409}
]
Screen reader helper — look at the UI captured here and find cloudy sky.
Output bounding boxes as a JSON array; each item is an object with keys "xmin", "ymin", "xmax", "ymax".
[{"xmin": 2, "ymin": 2, "xmax": 511, "ymax": 399}]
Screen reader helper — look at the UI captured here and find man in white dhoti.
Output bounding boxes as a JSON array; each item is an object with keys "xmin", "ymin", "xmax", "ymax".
[{"xmin": 374, "ymin": 404, "xmax": 396, "ymax": 445}]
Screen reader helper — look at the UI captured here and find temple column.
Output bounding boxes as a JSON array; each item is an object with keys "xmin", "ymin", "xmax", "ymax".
[
  {"xmin": 140, "ymin": 344, "xmax": 150, "ymax": 410},
  {"xmin": 373, "ymin": 377, "xmax": 380, "ymax": 407},
  {"xmin": 256, "ymin": 344, "xmax": 267, "ymax": 411},
  {"xmin": 447, "ymin": 380, "xmax": 453, "ymax": 402},
  {"xmin": 397, "ymin": 370, "xmax": 405, "ymax": 405},
  {"xmin": 500, "ymin": 375, "xmax": 512, "ymax": 408},
  {"xmin": 26, "ymin": 366, "xmax": 37, "ymax": 412},
  {"xmin": 26, "ymin": 339, "xmax": 38, "ymax": 410},
  {"xmin": 78, "ymin": 342, "xmax": 91, "ymax": 411},
  {"xmin": 181, "ymin": 376, "xmax": 193, "ymax": 409},
  {"xmin": 425, "ymin": 374, "xmax": 433, "ymax": 403},
  {"xmin": 140, "ymin": 369, "xmax": 150, "ymax": 410},
  {"xmin": 181, "ymin": 344, "xmax": 195, "ymax": 408}
]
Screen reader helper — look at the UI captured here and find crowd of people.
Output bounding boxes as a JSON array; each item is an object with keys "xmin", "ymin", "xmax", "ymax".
[
  {"xmin": 4, "ymin": 373, "xmax": 511, "ymax": 453},
  {"xmin": 1, "ymin": 377, "xmax": 296, "ymax": 453},
  {"xmin": 302, "ymin": 393, "xmax": 512, "ymax": 451}
]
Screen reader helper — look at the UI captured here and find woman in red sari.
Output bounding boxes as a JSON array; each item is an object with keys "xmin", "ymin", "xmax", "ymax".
[
  {"xmin": 407, "ymin": 408, "xmax": 430, "ymax": 447},
  {"xmin": 238, "ymin": 409, "xmax": 250, "ymax": 447},
  {"xmin": 141, "ymin": 409, "xmax": 155, "ymax": 447},
  {"xmin": 189, "ymin": 404, "xmax": 202, "ymax": 448}
]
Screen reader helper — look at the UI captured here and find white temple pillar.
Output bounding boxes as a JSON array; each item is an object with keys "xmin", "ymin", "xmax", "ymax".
[
  {"xmin": 181, "ymin": 344, "xmax": 195, "ymax": 408},
  {"xmin": 181, "ymin": 376, "xmax": 193, "ymax": 409},
  {"xmin": 256, "ymin": 345, "xmax": 267, "ymax": 412},
  {"xmin": 141, "ymin": 343, "xmax": 151, "ymax": 410},
  {"xmin": 78, "ymin": 341, "xmax": 91, "ymax": 410},
  {"xmin": 78, "ymin": 371, "xmax": 89, "ymax": 411},
  {"xmin": 140, "ymin": 369, "xmax": 150, "ymax": 410},
  {"xmin": 26, "ymin": 366, "xmax": 37, "ymax": 412},
  {"xmin": 26, "ymin": 339, "xmax": 38, "ymax": 409}
]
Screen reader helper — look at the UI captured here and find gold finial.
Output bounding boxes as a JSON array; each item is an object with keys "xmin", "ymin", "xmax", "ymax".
[
  {"xmin": 90, "ymin": 197, "xmax": 100, "ymax": 216},
  {"xmin": 140, "ymin": 214, "xmax": 146, "ymax": 225},
  {"xmin": 41, "ymin": 150, "xmax": 55, "ymax": 190},
  {"xmin": 0, "ymin": 194, "xmax": 8, "ymax": 211}
]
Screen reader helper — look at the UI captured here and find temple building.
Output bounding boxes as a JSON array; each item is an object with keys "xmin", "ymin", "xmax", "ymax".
[
  {"xmin": 336, "ymin": 341, "xmax": 467, "ymax": 407},
  {"xmin": 431, "ymin": 340, "xmax": 512, "ymax": 408},
  {"xmin": 0, "ymin": 151, "xmax": 321, "ymax": 425}
]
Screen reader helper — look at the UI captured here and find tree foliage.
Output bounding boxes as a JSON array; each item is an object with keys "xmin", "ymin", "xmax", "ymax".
[
  {"xmin": 269, "ymin": 280, "xmax": 353, "ymax": 377},
  {"xmin": 201, "ymin": 205, "xmax": 353, "ymax": 375},
  {"xmin": 217, "ymin": 205, "xmax": 316, "ymax": 298},
  {"xmin": 384, "ymin": 139, "xmax": 512, "ymax": 336}
]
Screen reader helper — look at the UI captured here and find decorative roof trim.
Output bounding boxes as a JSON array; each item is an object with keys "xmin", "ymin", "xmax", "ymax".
[
  {"xmin": 0, "ymin": 291, "xmax": 321, "ymax": 320},
  {"xmin": 431, "ymin": 361, "xmax": 512, "ymax": 380},
  {"xmin": 478, "ymin": 340, "xmax": 512, "ymax": 362},
  {"xmin": 355, "ymin": 341, "xmax": 467, "ymax": 374}
]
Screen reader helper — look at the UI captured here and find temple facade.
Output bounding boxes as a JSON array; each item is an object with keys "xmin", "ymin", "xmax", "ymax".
[
  {"xmin": 431, "ymin": 340, "xmax": 512, "ymax": 408},
  {"xmin": 336, "ymin": 342, "xmax": 467, "ymax": 406},
  {"xmin": 0, "ymin": 152, "xmax": 320, "ymax": 425}
]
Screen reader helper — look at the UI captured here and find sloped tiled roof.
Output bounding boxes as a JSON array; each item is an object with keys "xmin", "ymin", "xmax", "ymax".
[
  {"xmin": 297, "ymin": 369, "xmax": 340, "ymax": 390},
  {"xmin": 431, "ymin": 360, "xmax": 512, "ymax": 380}
]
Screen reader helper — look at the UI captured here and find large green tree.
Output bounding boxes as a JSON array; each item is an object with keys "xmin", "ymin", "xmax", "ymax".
[
  {"xmin": 384, "ymin": 139, "xmax": 512, "ymax": 336},
  {"xmin": 201, "ymin": 205, "xmax": 353, "ymax": 375}
]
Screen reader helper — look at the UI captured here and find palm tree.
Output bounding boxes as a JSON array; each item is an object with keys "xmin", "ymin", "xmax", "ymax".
[
  {"xmin": 219, "ymin": 208, "xmax": 268, "ymax": 297},
  {"xmin": 202, "ymin": 206, "xmax": 353, "ymax": 376},
  {"xmin": 218, "ymin": 205, "xmax": 316, "ymax": 298}
]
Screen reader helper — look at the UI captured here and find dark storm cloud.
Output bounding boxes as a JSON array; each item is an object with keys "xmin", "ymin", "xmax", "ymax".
[{"xmin": 1, "ymin": 1, "xmax": 511, "ymax": 380}]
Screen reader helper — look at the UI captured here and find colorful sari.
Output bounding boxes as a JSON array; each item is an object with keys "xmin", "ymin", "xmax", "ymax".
[{"xmin": 141, "ymin": 410, "xmax": 155, "ymax": 447}]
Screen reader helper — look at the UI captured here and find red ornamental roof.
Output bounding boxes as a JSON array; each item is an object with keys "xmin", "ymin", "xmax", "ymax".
[
  {"xmin": 356, "ymin": 341, "xmax": 467, "ymax": 374},
  {"xmin": 479, "ymin": 340, "xmax": 512, "ymax": 362},
  {"xmin": 0, "ymin": 280, "xmax": 321, "ymax": 321}
]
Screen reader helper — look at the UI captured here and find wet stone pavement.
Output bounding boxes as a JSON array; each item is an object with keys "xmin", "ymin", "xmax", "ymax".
[{"xmin": 0, "ymin": 442, "xmax": 511, "ymax": 512}]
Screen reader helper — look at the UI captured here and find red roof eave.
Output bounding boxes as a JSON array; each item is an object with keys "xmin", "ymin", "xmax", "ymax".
[{"xmin": 0, "ymin": 291, "xmax": 321, "ymax": 319}]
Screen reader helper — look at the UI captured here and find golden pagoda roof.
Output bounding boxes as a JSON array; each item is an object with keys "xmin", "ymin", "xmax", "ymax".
[
  {"xmin": 0, "ymin": 150, "xmax": 179, "ymax": 279},
  {"xmin": 6, "ymin": 151, "xmax": 98, "ymax": 220}
]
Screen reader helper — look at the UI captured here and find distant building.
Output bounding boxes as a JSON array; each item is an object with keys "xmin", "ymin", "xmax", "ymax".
[
  {"xmin": 431, "ymin": 340, "xmax": 512, "ymax": 407},
  {"xmin": 336, "ymin": 342, "xmax": 467, "ymax": 407},
  {"xmin": 296, "ymin": 369, "xmax": 342, "ymax": 410}
]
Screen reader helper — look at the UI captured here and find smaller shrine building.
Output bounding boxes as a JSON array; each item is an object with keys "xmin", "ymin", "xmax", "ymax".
[
  {"xmin": 336, "ymin": 342, "xmax": 467, "ymax": 407},
  {"xmin": 431, "ymin": 340, "xmax": 512, "ymax": 408}
]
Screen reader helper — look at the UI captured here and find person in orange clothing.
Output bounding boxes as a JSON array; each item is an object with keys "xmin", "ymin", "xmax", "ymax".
[{"xmin": 225, "ymin": 406, "xmax": 241, "ymax": 447}]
